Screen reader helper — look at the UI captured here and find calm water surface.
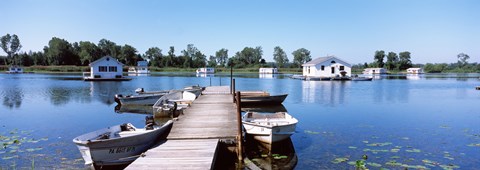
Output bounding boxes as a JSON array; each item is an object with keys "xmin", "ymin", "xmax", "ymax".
[{"xmin": 1, "ymin": 73, "xmax": 479, "ymax": 169}]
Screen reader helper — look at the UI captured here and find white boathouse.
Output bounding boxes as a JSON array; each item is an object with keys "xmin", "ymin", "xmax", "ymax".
[
  {"xmin": 84, "ymin": 56, "xmax": 130, "ymax": 81},
  {"xmin": 259, "ymin": 68, "xmax": 278, "ymax": 74},
  {"xmin": 128, "ymin": 61, "xmax": 150, "ymax": 74},
  {"xmin": 406, "ymin": 68, "xmax": 424, "ymax": 74},
  {"xmin": 363, "ymin": 68, "xmax": 387, "ymax": 74},
  {"xmin": 302, "ymin": 56, "xmax": 352, "ymax": 78}
]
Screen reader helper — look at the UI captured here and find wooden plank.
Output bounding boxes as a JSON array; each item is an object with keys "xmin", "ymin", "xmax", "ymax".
[
  {"xmin": 126, "ymin": 139, "xmax": 218, "ymax": 170},
  {"xmin": 127, "ymin": 86, "xmax": 238, "ymax": 169}
]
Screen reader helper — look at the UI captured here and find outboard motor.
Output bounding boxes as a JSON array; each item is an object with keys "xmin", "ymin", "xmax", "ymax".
[
  {"xmin": 114, "ymin": 94, "xmax": 123, "ymax": 104},
  {"xmin": 135, "ymin": 88, "xmax": 144, "ymax": 93},
  {"xmin": 145, "ymin": 116, "xmax": 155, "ymax": 130}
]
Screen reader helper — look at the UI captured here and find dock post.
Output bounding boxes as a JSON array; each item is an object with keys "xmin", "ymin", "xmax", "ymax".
[
  {"xmin": 230, "ymin": 66, "xmax": 233, "ymax": 94},
  {"xmin": 209, "ymin": 77, "xmax": 212, "ymax": 86},
  {"xmin": 235, "ymin": 91, "xmax": 243, "ymax": 161},
  {"xmin": 232, "ymin": 79, "xmax": 236, "ymax": 103}
]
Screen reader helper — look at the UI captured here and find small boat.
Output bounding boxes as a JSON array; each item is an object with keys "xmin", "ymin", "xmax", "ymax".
[
  {"xmin": 152, "ymin": 91, "xmax": 197, "ymax": 117},
  {"xmin": 73, "ymin": 117, "xmax": 174, "ymax": 166},
  {"xmin": 114, "ymin": 92, "xmax": 168, "ymax": 106},
  {"xmin": 242, "ymin": 112, "xmax": 298, "ymax": 144},
  {"xmin": 114, "ymin": 104, "xmax": 152, "ymax": 114},
  {"xmin": 136, "ymin": 85, "xmax": 203, "ymax": 98},
  {"xmin": 240, "ymin": 92, "xmax": 288, "ymax": 105},
  {"xmin": 352, "ymin": 77, "xmax": 373, "ymax": 81},
  {"xmin": 196, "ymin": 67, "xmax": 215, "ymax": 74}
]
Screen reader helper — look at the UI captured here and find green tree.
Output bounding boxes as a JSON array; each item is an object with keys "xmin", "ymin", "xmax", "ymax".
[
  {"xmin": 207, "ymin": 55, "xmax": 217, "ymax": 67},
  {"xmin": 145, "ymin": 47, "xmax": 163, "ymax": 67},
  {"xmin": 232, "ymin": 46, "xmax": 263, "ymax": 67},
  {"xmin": 292, "ymin": 48, "xmax": 311, "ymax": 67},
  {"xmin": 120, "ymin": 44, "xmax": 138, "ymax": 66},
  {"xmin": 398, "ymin": 51, "xmax": 412, "ymax": 70},
  {"xmin": 166, "ymin": 46, "xmax": 176, "ymax": 67},
  {"xmin": 98, "ymin": 39, "xmax": 121, "ymax": 58},
  {"xmin": 374, "ymin": 50, "xmax": 385, "ymax": 68},
  {"xmin": 78, "ymin": 41, "xmax": 101, "ymax": 65},
  {"xmin": 32, "ymin": 51, "xmax": 46, "ymax": 65},
  {"xmin": 215, "ymin": 48, "xmax": 228, "ymax": 67},
  {"xmin": 44, "ymin": 37, "xmax": 80, "ymax": 65},
  {"xmin": 273, "ymin": 46, "xmax": 289, "ymax": 68},
  {"xmin": 457, "ymin": 53, "xmax": 470, "ymax": 67},
  {"xmin": 0, "ymin": 34, "xmax": 22, "ymax": 65},
  {"xmin": 182, "ymin": 44, "xmax": 206, "ymax": 68},
  {"xmin": 385, "ymin": 52, "xmax": 398, "ymax": 70}
]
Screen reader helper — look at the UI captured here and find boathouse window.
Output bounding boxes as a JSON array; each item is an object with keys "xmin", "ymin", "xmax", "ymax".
[
  {"xmin": 321, "ymin": 65, "xmax": 325, "ymax": 71},
  {"xmin": 99, "ymin": 66, "xmax": 107, "ymax": 72},
  {"xmin": 339, "ymin": 66, "xmax": 345, "ymax": 71},
  {"xmin": 109, "ymin": 66, "xmax": 117, "ymax": 72}
]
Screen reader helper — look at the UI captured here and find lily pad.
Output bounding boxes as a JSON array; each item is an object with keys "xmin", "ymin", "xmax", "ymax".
[
  {"xmin": 467, "ymin": 143, "xmax": 480, "ymax": 147},
  {"xmin": 440, "ymin": 164, "xmax": 460, "ymax": 170},
  {"xmin": 367, "ymin": 162, "xmax": 382, "ymax": 167},
  {"xmin": 348, "ymin": 146, "xmax": 357, "ymax": 149},
  {"xmin": 406, "ymin": 149, "xmax": 421, "ymax": 153},
  {"xmin": 390, "ymin": 148, "xmax": 400, "ymax": 153},
  {"xmin": 367, "ymin": 142, "xmax": 392, "ymax": 147},
  {"xmin": 332, "ymin": 157, "xmax": 349, "ymax": 164},
  {"xmin": 304, "ymin": 130, "xmax": 320, "ymax": 135},
  {"xmin": 385, "ymin": 160, "xmax": 402, "ymax": 167}
]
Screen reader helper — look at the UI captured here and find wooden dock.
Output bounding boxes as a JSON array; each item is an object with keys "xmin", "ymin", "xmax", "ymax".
[{"xmin": 126, "ymin": 86, "xmax": 238, "ymax": 169}]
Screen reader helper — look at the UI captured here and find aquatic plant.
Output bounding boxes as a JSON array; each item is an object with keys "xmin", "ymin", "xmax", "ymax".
[{"xmin": 331, "ymin": 157, "xmax": 349, "ymax": 164}]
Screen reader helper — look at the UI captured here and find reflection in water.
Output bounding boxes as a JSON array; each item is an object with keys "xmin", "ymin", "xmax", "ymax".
[
  {"xmin": 301, "ymin": 81, "xmax": 347, "ymax": 106},
  {"xmin": 195, "ymin": 73, "xmax": 214, "ymax": 77},
  {"xmin": 115, "ymin": 104, "xmax": 152, "ymax": 114},
  {"xmin": 48, "ymin": 88, "xmax": 71, "ymax": 106},
  {"xmin": 242, "ymin": 104, "xmax": 287, "ymax": 113},
  {"xmin": 245, "ymin": 137, "xmax": 297, "ymax": 170},
  {"xmin": 259, "ymin": 74, "xmax": 276, "ymax": 79},
  {"xmin": 2, "ymin": 88, "xmax": 23, "ymax": 109},
  {"xmin": 89, "ymin": 81, "xmax": 122, "ymax": 105}
]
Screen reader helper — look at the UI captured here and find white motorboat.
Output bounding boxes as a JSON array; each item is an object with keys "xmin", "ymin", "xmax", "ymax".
[
  {"xmin": 196, "ymin": 67, "xmax": 214, "ymax": 74},
  {"xmin": 73, "ymin": 118, "xmax": 173, "ymax": 166},
  {"xmin": 114, "ymin": 92, "xmax": 168, "ymax": 106},
  {"xmin": 152, "ymin": 91, "xmax": 197, "ymax": 117},
  {"xmin": 242, "ymin": 112, "xmax": 298, "ymax": 144}
]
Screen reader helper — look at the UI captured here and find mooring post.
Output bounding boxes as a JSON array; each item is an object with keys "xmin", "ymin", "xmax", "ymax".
[
  {"xmin": 232, "ymin": 79, "xmax": 236, "ymax": 103},
  {"xmin": 219, "ymin": 76, "xmax": 221, "ymax": 86},
  {"xmin": 209, "ymin": 76, "xmax": 212, "ymax": 86},
  {"xmin": 235, "ymin": 91, "xmax": 243, "ymax": 161},
  {"xmin": 230, "ymin": 66, "xmax": 233, "ymax": 94}
]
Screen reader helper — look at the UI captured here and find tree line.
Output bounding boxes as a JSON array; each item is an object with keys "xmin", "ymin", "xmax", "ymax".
[
  {"xmin": 352, "ymin": 50, "xmax": 479, "ymax": 73},
  {"xmin": 1, "ymin": 34, "xmax": 313, "ymax": 69}
]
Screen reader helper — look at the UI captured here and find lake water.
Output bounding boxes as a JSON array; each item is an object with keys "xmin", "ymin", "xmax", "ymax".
[{"xmin": 1, "ymin": 73, "xmax": 479, "ymax": 169}]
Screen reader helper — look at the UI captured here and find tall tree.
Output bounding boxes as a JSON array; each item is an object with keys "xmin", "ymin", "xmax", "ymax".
[
  {"xmin": 398, "ymin": 51, "xmax": 412, "ymax": 70},
  {"xmin": 182, "ymin": 44, "xmax": 206, "ymax": 68},
  {"xmin": 233, "ymin": 46, "xmax": 263, "ymax": 67},
  {"xmin": 292, "ymin": 48, "xmax": 311, "ymax": 67},
  {"xmin": 215, "ymin": 48, "xmax": 228, "ymax": 67},
  {"xmin": 207, "ymin": 55, "xmax": 217, "ymax": 67},
  {"xmin": 457, "ymin": 53, "xmax": 470, "ymax": 67},
  {"xmin": 166, "ymin": 46, "xmax": 176, "ymax": 67},
  {"xmin": 145, "ymin": 47, "xmax": 162, "ymax": 67},
  {"xmin": 78, "ymin": 41, "xmax": 100, "ymax": 65},
  {"xmin": 120, "ymin": 44, "xmax": 138, "ymax": 66},
  {"xmin": 273, "ymin": 46, "xmax": 289, "ymax": 68},
  {"xmin": 374, "ymin": 50, "xmax": 385, "ymax": 68},
  {"xmin": 98, "ymin": 39, "xmax": 121, "ymax": 58},
  {"xmin": 385, "ymin": 52, "xmax": 398, "ymax": 70},
  {"xmin": 44, "ymin": 37, "xmax": 80, "ymax": 65},
  {"xmin": 0, "ymin": 34, "xmax": 22, "ymax": 65}
]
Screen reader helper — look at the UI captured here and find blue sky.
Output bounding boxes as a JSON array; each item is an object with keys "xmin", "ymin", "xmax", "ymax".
[{"xmin": 1, "ymin": 0, "xmax": 479, "ymax": 64}]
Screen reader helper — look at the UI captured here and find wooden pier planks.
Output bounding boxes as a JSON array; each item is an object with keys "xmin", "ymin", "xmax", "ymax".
[
  {"xmin": 126, "ymin": 139, "xmax": 219, "ymax": 169},
  {"xmin": 126, "ymin": 86, "xmax": 238, "ymax": 169}
]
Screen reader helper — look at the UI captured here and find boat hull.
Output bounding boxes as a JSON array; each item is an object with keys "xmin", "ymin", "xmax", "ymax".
[
  {"xmin": 115, "ymin": 93, "xmax": 165, "ymax": 106},
  {"xmin": 73, "ymin": 121, "xmax": 173, "ymax": 165},
  {"xmin": 243, "ymin": 123, "xmax": 296, "ymax": 143},
  {"xmin": 241, "ymin": 94, "xmax": 288, "ymax": 105}
]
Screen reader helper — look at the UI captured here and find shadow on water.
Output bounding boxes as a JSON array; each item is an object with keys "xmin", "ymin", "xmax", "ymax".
[
  {"xmin": 114, "ymin": 104, "xmax": 152, "ymax": 115},
  {"xmin": 241, "ymin": 104, "xmax": 287, "ymax": 113},
  {"xmin": 245, "ymin": 137, "xmax": 297, "ymax": 170}
]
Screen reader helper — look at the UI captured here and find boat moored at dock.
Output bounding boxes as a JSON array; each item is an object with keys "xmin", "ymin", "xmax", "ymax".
[
  {"xmin": 72, "ymin": 117, "xmax": 173, "ymax": 166},
  {"xmin": 242, "ymin": 112, "xmax": 298, "ymax": 144}
]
